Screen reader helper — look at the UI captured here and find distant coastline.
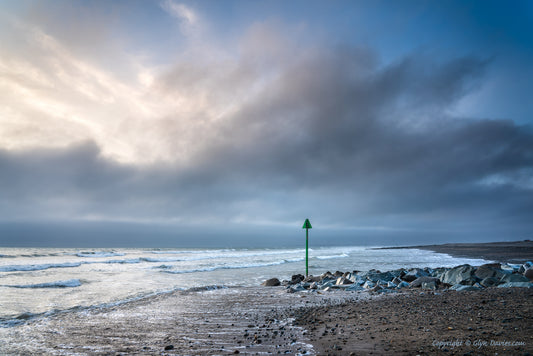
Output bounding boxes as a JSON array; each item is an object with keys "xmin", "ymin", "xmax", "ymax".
[{"xmin": 376, "ymin": 240, "xmax": 533, "ymax": 263}]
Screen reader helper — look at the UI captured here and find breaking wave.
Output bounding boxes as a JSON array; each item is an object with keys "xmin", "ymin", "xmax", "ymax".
[
  {"xmin": 0, "ymin": 262, "xmax": 82, "ymax": 272},
  {"xmin": 161, "ymin": 258, "xmax": 305, "ymax": 274},
  {"xmin": 5, "ymin": 279, "xmax": 82, "ymax": 289},
  {"xmin": 75, "ymin": 251, "xmax": 125, "ymax": 258}
]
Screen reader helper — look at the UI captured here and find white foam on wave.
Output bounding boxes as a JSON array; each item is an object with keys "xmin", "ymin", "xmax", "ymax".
[
  {"xmin": 5, "ymin": 279, "xmax": 82, "ymax": 289},
  {"xmin": 161, "ymin": 257, "xmax": 305, "ymax": 274},
  {"xmin": 149, "ymin": 249, "xmax": 236, "ymax": 255},
  {"xmin": 75, "ymin": 251, "xmax": 125, "ymax": 258},
  {"xmin": 314, "ymin": 253, "xmax": 349, "ymax": 260},
  {"xmin": 0, "ymin": 262, "xmax": 82, "ymax": 272}
]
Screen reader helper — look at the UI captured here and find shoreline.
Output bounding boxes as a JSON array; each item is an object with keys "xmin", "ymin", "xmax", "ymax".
[
  {"xmin": 377, "ymin": 240, "xmax": 533, "ymax": 263},
  {"xmin": 1, "ymin": 241, "xmax": 532, "ymax": 355}
]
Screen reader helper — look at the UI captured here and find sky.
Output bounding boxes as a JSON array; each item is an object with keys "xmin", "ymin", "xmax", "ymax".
[{"xmin": 0, "ymin": 0, "xmax": 532, "ymax": 247}]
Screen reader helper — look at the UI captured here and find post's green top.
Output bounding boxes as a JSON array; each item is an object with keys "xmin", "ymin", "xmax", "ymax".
[{"xmin": 302, "ymin": 219, "xmax": 312, "ymax": 229}]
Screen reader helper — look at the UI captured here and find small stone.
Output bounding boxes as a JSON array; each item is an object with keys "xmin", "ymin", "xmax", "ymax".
[{"xmin": 164, "ymin": 345, "xmax": 174, "ymax": 350}]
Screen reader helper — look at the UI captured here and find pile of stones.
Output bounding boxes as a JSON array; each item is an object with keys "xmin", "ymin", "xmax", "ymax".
[{"xmin": 262, "ymin": 262, "xmax": 533, "ymax": 293}]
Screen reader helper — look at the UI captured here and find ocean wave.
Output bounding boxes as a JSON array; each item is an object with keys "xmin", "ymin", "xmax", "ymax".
[
  {"xmin": 148, "ymin": 249, "xmax": 236, "ymax": 255},
  {"xmin": 140, "ymin": 250, "xmax": 304, "ymax": 264},
  {"xmin": 0, "ymin": 262, "xmax": 82, "ymax": 272},
  {"xmin": 4, "ymin": 279, "xmax": 82, "ymax": 289},
  {"xmin": 161, "ymin": 258, "xmax": 304, "ymax": 274},
  {"xmin": 20, "ymin": 253, "xmax": 62, "ymax": 258},
  {"xmin": 140, "ymin": 257, "xmax": 183, "ymax": 263},
  {"xmin": 75, "ymin": 251, "xmax": 125, "ymax": 258},
  {"xmin": 104, "ymin": 258, "xmax": 142, "ymax": 264},
  {"xmin": 315, "ymin": 253, "xmax": 349, "ymax": 260}
]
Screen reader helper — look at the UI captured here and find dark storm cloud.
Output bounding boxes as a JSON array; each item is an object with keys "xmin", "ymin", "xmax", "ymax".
[{"xmin": 1, "ymin": 47, "xmax": 532, "ymax": 240}]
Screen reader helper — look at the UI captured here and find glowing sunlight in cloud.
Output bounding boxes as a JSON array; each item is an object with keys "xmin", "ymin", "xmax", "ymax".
[{"xmin": 0, "ymin": 18, "xmax": 248, "ymax": 165}]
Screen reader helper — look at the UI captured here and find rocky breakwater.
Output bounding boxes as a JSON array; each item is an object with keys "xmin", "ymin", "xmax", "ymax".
[{"xmin": 262, "ymin": 261, "xmax": 533, "ymax": 293}]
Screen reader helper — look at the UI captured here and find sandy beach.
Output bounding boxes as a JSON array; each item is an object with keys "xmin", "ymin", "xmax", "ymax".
[
  {"xmin": 1, "ymin": 241, "xmax": 532, "ymax": 355},
  {"xmin": 380, "ymin": 240, "xmax": 533, "ymax": 264}
]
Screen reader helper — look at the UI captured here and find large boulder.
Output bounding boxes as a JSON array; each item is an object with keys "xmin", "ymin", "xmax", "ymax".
[
  {"xmin": 524, "ymin": 267, "xmax": 533, "ymax": 281},
  {"xmin": 304, "ymin": 275, "xmax": 321, "ymax": 283},
  {"xmin": 497, "ymin": 282, "xmax": 533, "ymax": 288},
  {"xmin": 336, "ymin": 277, "xmax": 354, "ymax": 285},
  {"xmin": 396, "ymin": 281, "xmax": 410, "ymax": 289},
  {"xmin": 365, "ymin": 271, "xmax": 395, "ymax": 283},
  {"xmin": 480, "ymin": 277, "xmax": 499, "ymax": 288},
  {"xmin": 346, "ymin": 284, "xmax": 365, "ymax": 291},
  {"xmin": 499, "ymin": 273, "xmax": 529, "ymax": 283},
  {"xmin": 362, "ymin": 280, "xmax": 376, "ymax": 289},
  {"xmin": 262, "ymin": 278, "xmax": 281, "ymax": 286},
  {"xmin": 474, "ymin": 263, "xmax": 503, "ymax": 279},
  {"xmin": 290, "ymin": 274, "xmax": 305, "ymax": 285},
  {"xmin": 287, "ymin": 284, "xmax": 306, "ymax": 293},
  {"xmin": 402, "ymin": 268, "xmax": 429, "ymax": 282},
  {"xmin": 519, "ymin": 262, "xmax": 532, "ymax": 274},
  {"xmin": 450, "ymin": 284, "xmax": 481, "ymax": 291},
  {"xmin": 410, "ymin": 276, "xmax": 441, "ymax": 288},
  {"xmin": 441, "ymin": 265, "xmax": 478, "ymax": 285}
]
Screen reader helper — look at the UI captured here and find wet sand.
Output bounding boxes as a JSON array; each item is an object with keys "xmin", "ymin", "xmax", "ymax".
[
  {"xmin": 1, "ymin": 241, "xmax": 532, "ymax": 355},
  {"xmin": 0, "ymin": 286, "xmax": 362, "ymax": 355}
]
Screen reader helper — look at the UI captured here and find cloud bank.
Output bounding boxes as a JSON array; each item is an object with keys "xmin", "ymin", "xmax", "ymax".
[{"xmin": 0, "ymin": 5, "xmax": 532, "ymax": 245}]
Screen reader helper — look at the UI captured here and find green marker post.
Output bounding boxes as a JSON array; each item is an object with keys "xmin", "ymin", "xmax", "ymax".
[{"xmin": 302, "ymin": 219, "xmax": 312, "ymax": 276}]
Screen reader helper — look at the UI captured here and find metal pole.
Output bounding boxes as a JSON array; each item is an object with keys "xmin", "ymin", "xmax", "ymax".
[{"xmin": 306, "ymin": 227, "xmax": 309, "ymax": 276}]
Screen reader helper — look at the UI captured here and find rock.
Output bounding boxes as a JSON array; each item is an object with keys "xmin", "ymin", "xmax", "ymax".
[
  {"xmin": 262, "ymin": 278, "xmax": 281, "ymax": 286},
  {"xmin": 524, "ymin": 267, "xmax": 533, "ymax": 281},
  {"xmin": 365, "ymin": 271, "xmax": 395, "ymax": 283},
  {"xmin": 392, "ymin": 277, "xmax": 403, "ymax": 285},
  {"xmin": 362, "ymin": 281, "xmax": 375, "ymax": 289},
  {"xmin": 441, "ymin": 265, "xmax": 478, "ymax": 285},
  {"xmin": 499, "ymin": 273, "xmax": 529, "ymax": 283},
  {"xmin": 480, "ymin": 277, "xmax": 499, "ymax": 288},
  {"xmin": 370, "ymin": 285, "xmax": 383, "ymax": 292},
  {"xmin": 474, "ymin": 263, "xmax": 503, "ymax": 279},
  {"xmin": 501, "ymin": 264, "xmax": 520, "ymax": 273},
  {"xmin": 335, "ymin": 277, "xmax": 354, "ymax": 285},
  {"xmin": 321, "ymin": 271, "xmax": 335, "ymax": 280},
  {"xmin": 320, "ymin": 281, "xmax": 335, "ymax": 290},
  {"xmin": 396, "ymin": 281, "xmax": 410, "ymax": 289},
  {"xmin": 290, "ymin": 274, "xmax": 305, "ymax": 284},
  {"xmin": 345, "ymin": 272, "xmax": 358, "ymax": 283},
  {"xmin": 410, "ymin": 276, "xmax": 440, "ymax": 288},
  {"xmin": 387, "ymin": 281, "xmax": 398, "ymax": 288},
  {"xmin": 346, "ymin": 284, "xmax": 365, "ymax": 291},
  {"xmin": 287, "ymin": 284, "xmax": 306, "ymax": 293},
  {"xmin": 402, "ymin": 268, "xmax": 429, "ymax": 282},
  {"xmin": 164, "ymin": 345, "xmax": 174, "ymax": 351},
  {"xmin": 431, "ymin": 267, "xmax": 449, "ymax": 279},
  {"xmin": 304, "ymin": 275, "xmax": 321, "ymax": 283},
  {"xmin": 450, "ymin": 284, "xmax": 481, "ymax": 291},
  {"xmin": 421, "ymin": 281, "xmax": 437, "ymax": 290},
  {"xmin": 497, "ymin": 282, "xmax": 533, "ymax": 288}
]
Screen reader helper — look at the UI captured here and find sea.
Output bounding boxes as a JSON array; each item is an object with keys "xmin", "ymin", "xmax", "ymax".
[{"xmin": 0, "ymin": 246, "xmax": 489, "ymax": 327}]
